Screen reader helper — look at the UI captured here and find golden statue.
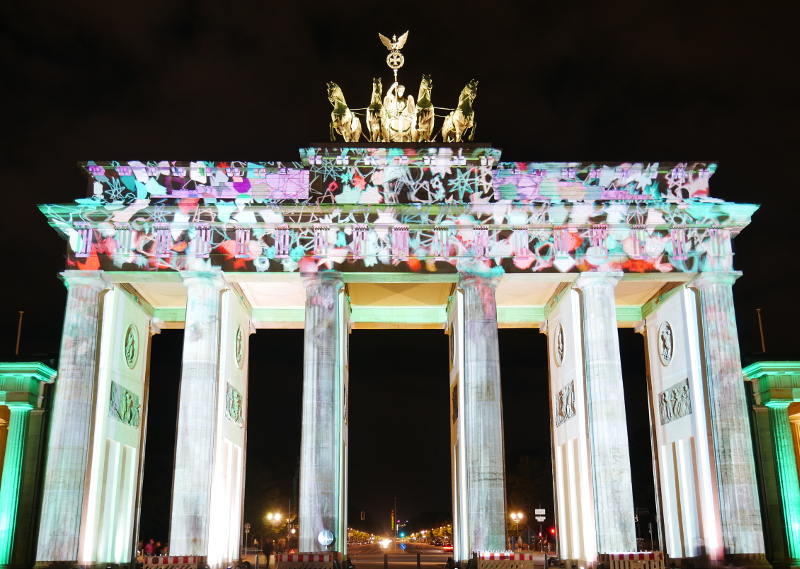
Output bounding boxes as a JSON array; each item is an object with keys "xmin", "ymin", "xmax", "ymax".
[
  {"xmin": 327, "ymin": 82, "xmax": 362, "ymax": 142},
  {"xmin": 441, "ymin": 79, "xmax": 478, "ymax": 142},
  {"xmin": 382, "ymin": 82, "xmax": 416, "ymax": 142},
  {"xmin": 379, "ymin": 32, "xmax": 408, "ymax": 82},
  {"xmin": 415, "ymin": 74, "xmax": 434, "ymax": 142},
  {"xmin": 324, "ymin": 31, "xmax": 478, "ymax": 144},
  {"xmin": 366, "ymin": 78, "xmax": 385, "ymax": 143}
]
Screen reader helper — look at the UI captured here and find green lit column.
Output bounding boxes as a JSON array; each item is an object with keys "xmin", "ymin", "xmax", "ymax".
[
  {"xmin": 766, "ymin": 401, "xmax": 800, "ymax": 564},
  {"xmin": 0, "ymin": 404, "xmax": 33, "ymax": 566}
]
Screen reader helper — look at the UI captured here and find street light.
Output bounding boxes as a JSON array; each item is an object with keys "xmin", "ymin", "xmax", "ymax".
[{"xmin": 510, "ymin": 512, "xmax": 524, "ymax": 547}]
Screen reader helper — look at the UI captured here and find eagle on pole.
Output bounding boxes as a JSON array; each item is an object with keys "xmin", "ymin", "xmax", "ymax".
[{"xmin": 379, "ymin": 31, "xmax": 409, "ymax": 52}]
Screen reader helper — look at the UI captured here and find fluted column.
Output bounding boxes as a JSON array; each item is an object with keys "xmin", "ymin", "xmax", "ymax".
[
  {"xmin": 691, "ymin": 272, "xmax": 766, "ymax": 562},
  {"xmin": 574, "ymin": 272, "xmax": 636, "ymax": 553},
  {"xmin": 766, "ymin": 402, "xmax": 800, "ymax": 563},
  {"xmin": 169, "ymin": 271, "xmax": 227, "ymax": 555},
  {"xmin": 0, "ymin": 404, "xmax": 33, "ymax": 565},
  {"xmin": 460, "ymin": 274, "xmax": 506, "ymax": 552},
  {"xmin": 299, "ymin": 271, "xmax": 343, "ymax": 553},
  {"xmin": 36, "ymin": 271, "xmax": 107, "ymax": 565}
]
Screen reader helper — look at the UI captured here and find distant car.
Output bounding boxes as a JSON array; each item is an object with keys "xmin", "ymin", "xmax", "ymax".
[
  {"xmin": 443, "ymin": 544, "xmax": 454, "ymax": 552},
  {"xmin": 432, "ymin": 540, "xmax": 443, "ymax": 546}
]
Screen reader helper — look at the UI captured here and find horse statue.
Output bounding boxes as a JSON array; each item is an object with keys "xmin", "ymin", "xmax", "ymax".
[
  {"xmin": 441, "ymin": 79, "xmax": 477, "ymax": 143},
  {"xmin": 366, "ymin": 77, "xmax": 386, "ymax": 142},
  {"xmin": 414, "ymin": 74, "xmax": 434, "ymax": 142},
  {"xmin": 327, "ymin": 82, "xmax": 362, "ymax": 142}
]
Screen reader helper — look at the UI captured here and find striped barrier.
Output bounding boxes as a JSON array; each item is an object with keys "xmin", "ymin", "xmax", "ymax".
[
  {"xmin": 606, "ymin": 552, "xmax": 665, "ymax": 569},
  {"xmin": 144, "ymin": 556, "xmax": 201, "ymax": 569},
  {"xmin": 274, "ymin": 552, "xmax": 338, "ymax": 569},
  {"xmin": 476, "ymin": 551, "xmax": 535, "ymax": 569}
]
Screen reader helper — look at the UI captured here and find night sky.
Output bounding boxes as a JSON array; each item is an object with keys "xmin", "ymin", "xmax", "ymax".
[{"xmin": 1, "ymin": 0, "xmax": 797, "ymax": 543}]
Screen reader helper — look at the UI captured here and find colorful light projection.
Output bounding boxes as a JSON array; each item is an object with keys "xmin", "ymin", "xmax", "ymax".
[{"xmin": 39, "ymin": 150, "xmax": 756, "ymax": 276}]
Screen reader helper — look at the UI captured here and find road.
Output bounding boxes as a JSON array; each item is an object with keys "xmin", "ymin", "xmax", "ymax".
[
  {"xmin": 345, "ymin": 543, "xmax": 451, "ymax": 569},
  {"xmin": 344, "ymin": 544, "xmax": 548, "ymax": 569},
  {"xmin": 242, "ymin": 544, "xmax": 548, "ymax": 569}
]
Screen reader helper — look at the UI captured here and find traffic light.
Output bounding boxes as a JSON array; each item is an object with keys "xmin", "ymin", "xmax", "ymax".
[{"xmin": 550, "ymin": 528, "xmax": 556, "ymax": 535}]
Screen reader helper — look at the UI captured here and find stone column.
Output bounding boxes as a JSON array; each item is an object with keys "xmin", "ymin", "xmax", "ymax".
[
  {"xmin": 36, "ymin": 271, "xmax": 107, "ymax": 565},
  {"xmin": 766, "ymin": 402, "xmax": 800, "ymax": 564},
  {"xmin": 691, "ymin": 272, "xmax": 766, "ymax": 563},
  {"xmin": 574, "ymin": 272, "xmax": 636, "ymax": 554},
  {"xmin": 169, "ymin": 271, "xmax": 226, "ymax": 556},
  {"xmin": 299, "ymin": 271, "xmax": 343, "ymax": 553},
  {"xmin": 0, "ymin": 404, "xmax": 33, "ymax": 565},
  {"xmin": 459, "ymin": 274, "xmax": 506, "ymax": 552}
]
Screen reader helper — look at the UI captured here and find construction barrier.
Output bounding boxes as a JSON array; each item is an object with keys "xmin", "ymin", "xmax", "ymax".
[
  {"xmin": 476, "ymin": 552, "xmax": 535, "ymax": 569},
  {"xmin": 605, "ymin": 552, "xmax": 665, "ymax": 569},
  {"xmin": 274, "ymin": 552, "xmax": 338, "ymax": 569},
  {"xmin": 144, "ymin": 556, "xmax": 201, "ymax": 569}
]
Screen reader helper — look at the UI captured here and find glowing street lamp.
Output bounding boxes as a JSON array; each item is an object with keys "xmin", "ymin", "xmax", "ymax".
[{"xmin": 510, "ymin": 512, "xmax": 524, "ymax": 539}]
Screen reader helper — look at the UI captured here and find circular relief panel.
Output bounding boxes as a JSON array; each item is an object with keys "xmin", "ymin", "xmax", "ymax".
[
  {"xmin": 554, "ymin": 323, "xmax": 565, "ymax": 366},
  {"xmin": 124, "ymin": 324, "xmax": 138, "ymax": 369},
  {"xmin": 658, "ymin": 321, "xmax": 674, "ymax": 366},
  {"xmin": 235, "ymin": 325, "xmax": 244, "ymax": 368}
]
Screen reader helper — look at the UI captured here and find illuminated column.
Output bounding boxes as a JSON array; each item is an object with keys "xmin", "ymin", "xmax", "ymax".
[
  {"xmin": 36, "ymin": 271, "xmax": 107, "ymax": 565},
  {"xmin": 299, "ymin": 271, "xmax": 344, "ymax": 553},
  {"xmin": 169, "ymin": 271, "xmax": 226, "ymax": 556},
  {"xmin": 692, "ymin": 272, "xmax": 766, "ymax": 563},
  {"xmin": 0, "ymin": 404, "xmax": 32, "ymax": 565},
  {"xmin": 459, "ymin": 273, "xmax": 506, "ymax": 552},
  {"xmin": 767, "ymin": 402, "xmax": 800, "ymax": 563},
  {"xmin": 574, "ymin": 272, "xmax": 636, "ymax": 553}
]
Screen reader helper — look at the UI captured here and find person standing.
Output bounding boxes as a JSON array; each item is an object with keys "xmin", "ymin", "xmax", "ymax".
[
  {"xmin": 144, "ymin": 539, "xmax": 156, "ymax": 556},
  {"xmin": 262, "ymin": 538, "xmax": 273, "ymax": 569}
]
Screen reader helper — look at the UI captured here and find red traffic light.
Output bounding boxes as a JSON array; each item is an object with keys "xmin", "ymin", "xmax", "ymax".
[{"xmin": 550, "ymin": 528, "xmax": 556, "ymax": 535}]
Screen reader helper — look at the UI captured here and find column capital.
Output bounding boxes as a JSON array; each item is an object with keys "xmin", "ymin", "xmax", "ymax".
[
  {"xmin": 150, "ymin": 318, "xmax": 165, "ymax": 336},
  {"xmin": 458, "ymin": 273, "xmax": 502, "ymax": 291},
  {"xmin": 179, "ymin": 270, "xmax": 228, "ymax": 290},
  {"xmin": 573, "ymin": 271, "xmax": 623, "ymax": 290},
  {"xmin": 2, "ymin": 402, "xmax": 34, "ymax": 411},
  {"xmin": 301, "ymin": 270, "xmax": 343, "ymax": 290},
  {"xmin": 765, "ymin": 400, "xmax": 794, "ymax": 410},
  {"xmin": 58, "ymin": 270, "xmax": 110, "ymax": 291},
  {"xmin": 690, "ymin": 270, "xmax": 742, "ymax": 289}
]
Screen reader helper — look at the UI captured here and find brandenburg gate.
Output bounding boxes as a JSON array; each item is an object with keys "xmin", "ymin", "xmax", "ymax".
[
  {"xmin": 32, "ymin": 146, "xmax": 769, "ymax": 569},
  {"xmin": 26, "ymin": 30, "xmax": 776, "ymax": 569}
]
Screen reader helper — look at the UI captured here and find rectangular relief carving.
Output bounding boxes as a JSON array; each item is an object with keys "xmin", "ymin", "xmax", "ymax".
[
  {"xmin": 225, "ymin": 383, "xmax": 244, "ymax": 427},
  {"xmin": 109, "ymin": 381, "xmax": 141, "ymax": 427},
  {"xmin": 554, "ymin": 381, "xmax": 576, "ymax": 427},
  {"xmin": 658, "ymin": 378, "xmax": 692, "ymax": 425}
]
